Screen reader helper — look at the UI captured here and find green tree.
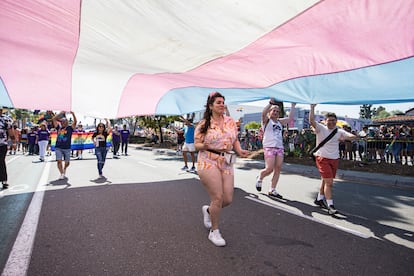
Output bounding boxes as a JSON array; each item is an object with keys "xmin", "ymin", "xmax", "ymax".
[
  {"xmin": 5, "ymin": 108, "xmax": 35, "ymax": 127},
  {"xmin": 359, "ymin": 104, "xmax": 376, "ymax": 119},
  {"xmin": 375, "ymin": 106, "xmax": 386, "ymax": 115},
  {"xmin": 122, "ymin": 116, "xmax": 142, "ymax": 136},
  {"xmin": 390, "ymin": 110, "xmax": 404, "ymax": 116},
  {"xmin": 374, "ymin": 110, "xmax": 391, "ymax": 119},
  {"xmin": 138, "ymin": 115, "xmax": 181, "ymax": 143},
  {"xmin": 244, "ymin": 121, "xmax": 261, "ymax": 130}
]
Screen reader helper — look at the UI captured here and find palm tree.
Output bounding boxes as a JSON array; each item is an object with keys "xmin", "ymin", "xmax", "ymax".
[
  {"xmin": 139, "ymin": 115, "xmax": 180, "ymax": 144},
  {"xmin": 5, "ymin": 108, "xmax": 34, "ymax": 127}
]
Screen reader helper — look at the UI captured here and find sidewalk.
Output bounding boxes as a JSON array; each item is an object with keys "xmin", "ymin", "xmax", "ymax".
[{"xmin": 136, "ymin": 146, "xmax": 414, "ymax": 191}]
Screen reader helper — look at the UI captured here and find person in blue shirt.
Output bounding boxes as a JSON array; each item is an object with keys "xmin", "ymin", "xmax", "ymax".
[
  {"xmin": 111, "ymin": 125, "xmax": 121, "ymax": 158},
  {"xmin": 181, "ymin": 117, "xmax": 196, "ymax": 172},
  {"xmin": 52, "ymin": 111, "xmax": 77, "ymax": 179},
  {"xmin": 120, "ymin": 124, "xmax": 130, "ymax": 155},
  {"xmin": 27, "ymin": 127, "xmax": 38, "ymax": 156}
]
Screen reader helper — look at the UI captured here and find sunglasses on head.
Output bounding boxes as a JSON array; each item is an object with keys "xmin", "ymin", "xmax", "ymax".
[{"xmin": 209, "ymin": 91, "xmax": 220, "ymax": 97}]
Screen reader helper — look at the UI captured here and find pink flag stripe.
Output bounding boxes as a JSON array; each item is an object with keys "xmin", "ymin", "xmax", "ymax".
[
  {"xmin": 0, "ymin": 0, "xmax": 80, "ymax": 111},
  {"xmin": 118, "ymin": 0, "xmax": 414, "ymax": 116}
]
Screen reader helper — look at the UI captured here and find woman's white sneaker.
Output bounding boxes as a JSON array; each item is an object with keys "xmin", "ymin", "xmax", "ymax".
[
  {"xmin": 208, "ymin": 229, "xmax": 226, "ymax": 247},
  {"xmin": 255, "ymin": 176, "xmax": 262, "ymax": 192},
  {"xmin": 202, "ymin": 205, "xmax": 212, "ymax": 229}
]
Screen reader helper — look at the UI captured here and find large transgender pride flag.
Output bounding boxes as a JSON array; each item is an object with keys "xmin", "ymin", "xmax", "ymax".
[{"xmin": 1, "ymin": 0, "xmax": 413, "ymax": 118}]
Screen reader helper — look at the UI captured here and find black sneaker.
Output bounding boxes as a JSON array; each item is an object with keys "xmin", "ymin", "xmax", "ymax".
[
  {"xmin": 268, "ymin": 190, "xmax": 283, "ymax": 199},
  {"xmin": 314, "ymin": 199, "xmax": 328, "ymax": 209},
  {"xmin": 328, "ymin": 205, "xmax": 337, "ymax": 215}
]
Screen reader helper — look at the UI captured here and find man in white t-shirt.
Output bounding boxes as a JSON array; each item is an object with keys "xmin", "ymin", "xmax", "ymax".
[{"xmin": 309, "ymin": 104, "xmax": 356, "ymax": 215}]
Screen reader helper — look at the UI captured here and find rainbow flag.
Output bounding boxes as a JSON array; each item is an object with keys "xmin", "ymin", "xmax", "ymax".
[{"xmin": 50, "ymin": 131, "xmax": 112, "ymax": 151}]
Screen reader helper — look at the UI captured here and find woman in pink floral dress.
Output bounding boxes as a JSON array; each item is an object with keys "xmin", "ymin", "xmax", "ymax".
[{"xmin": 194, "ymin": 91, "xmax": 249, "ymax": 247}]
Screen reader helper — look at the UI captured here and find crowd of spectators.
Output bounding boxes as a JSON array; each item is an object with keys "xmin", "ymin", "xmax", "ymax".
[
  {"xmin": 352, "ymin": 124, "xmax": 413, "ymax": 165},
  {"xmin": 239, "ymin": 123, "xmax": 413, "ymax": 166},
  {"xmin": 115, "ymin": 119, "xmax": 414, "ymax": 167}
]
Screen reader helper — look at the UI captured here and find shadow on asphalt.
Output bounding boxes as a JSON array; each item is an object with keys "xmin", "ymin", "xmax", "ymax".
[
  {"xmin": 25, "ymin": 178, "xmax": 414, "ymax": 275},
  {"xmin": 146, "ymin": 147, "xmax": 414, "ymax": 249},
  {"xmin": 139, "ymin": 147, "xmax": 414, "ymax": 252},
  {"xmin": 256, "ymin": 188, "xmax": 414, "ymax": 250},
  {"xmin": 261, "ymin": 192, "xmax": 339, "ymax": 218},
  {"xmin": 253, "ymin": 188, "xmax": 413, "ymax": 248},
  {"xmin": 89, "ymin": 176, "xmax": 112, "ymax": 184},
  {"xmin": 321, "ymin": 181, "xmax": 414, "ymax": 245},
  {"xmin": 47, "ymin": 178, "xmax": 71, "ymax": 188}
]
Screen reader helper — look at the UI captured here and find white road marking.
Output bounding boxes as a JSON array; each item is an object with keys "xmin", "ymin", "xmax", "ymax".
[
  {"xmin": 245, "ymin": 195, "xmax": 371, "ymax": 239},
  {"xmin": 1, "ymin": 159, "xmax": 51, "ymax": 276},
  {"xmin": 6, "ymin": 156, "xmax": 19, "ymax": 164},
  {"xmin": 137, "ymin": 161, "xmax": 156, "ymax": 168},
  {"xmin": 7, "ymin": 185, "xmax": 30, "ymax": 193}
]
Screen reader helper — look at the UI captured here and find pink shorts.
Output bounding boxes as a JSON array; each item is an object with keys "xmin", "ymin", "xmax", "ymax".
[
  {"xmin": 196, "ymin": 151, "xmax": 234, "ymax": 175},
  {"xmin": 316, "ymin": 156, "xmax": 339, "ymax": 179},
  {"xmin": 264, "ymin": 147, "xmax": 284, "ymax": 158}
]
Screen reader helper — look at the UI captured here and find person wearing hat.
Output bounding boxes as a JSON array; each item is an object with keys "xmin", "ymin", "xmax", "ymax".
[
  {"xmin": 52, "ymin": 111, "xmax": 77, "ymax": 179},
  {"xmin": 36, "ymin": 122, "xmax": 50, "ymax": 162},
  {"xmin": 0, "ymin": 108, "xmax": 16, "ymax": 189}
]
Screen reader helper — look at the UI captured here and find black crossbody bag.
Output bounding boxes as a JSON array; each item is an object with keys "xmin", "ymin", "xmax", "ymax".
[{"xmin": 309, "ymin": 128, "xmax": 338, "ymax": 161}]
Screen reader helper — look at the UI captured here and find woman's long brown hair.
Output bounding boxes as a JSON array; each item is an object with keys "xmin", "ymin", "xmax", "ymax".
[{"xmin": 199, "ymin": 91, "xmax": 225, "ymax": 134}]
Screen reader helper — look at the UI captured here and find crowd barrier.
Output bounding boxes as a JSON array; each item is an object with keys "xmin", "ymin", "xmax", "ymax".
[{"xmin": 289, "ymin": 137, "xmax": 414, "ymax": 165}]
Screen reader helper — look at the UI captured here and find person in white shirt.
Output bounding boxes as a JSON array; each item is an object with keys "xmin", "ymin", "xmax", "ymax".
[
  {"xmin": 357, "ymin": 126, "xmax": 368, "ymax": 160},
  {"xmin": 309, "ymin": 104, "xmax": 356, "ymax": 215},
  {"xmin": 255, "ymin": 98, "xmax": 296, "ymax": 198}
]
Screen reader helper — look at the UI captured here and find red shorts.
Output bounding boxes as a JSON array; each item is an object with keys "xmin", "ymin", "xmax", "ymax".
[{"xmin": 315, "ymin": 156, "xmax": 339, "ymax": 179}]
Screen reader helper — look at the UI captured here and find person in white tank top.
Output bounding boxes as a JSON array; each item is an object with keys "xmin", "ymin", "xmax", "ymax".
[{"xmin": 255, "ymin": 98, "xmax": 296, "ymax": 198}]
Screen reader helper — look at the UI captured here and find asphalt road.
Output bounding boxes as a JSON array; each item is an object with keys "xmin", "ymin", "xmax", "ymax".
[{"xmin": 0, "ymin": 146, "xmax": 413, "ymax": 276}]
